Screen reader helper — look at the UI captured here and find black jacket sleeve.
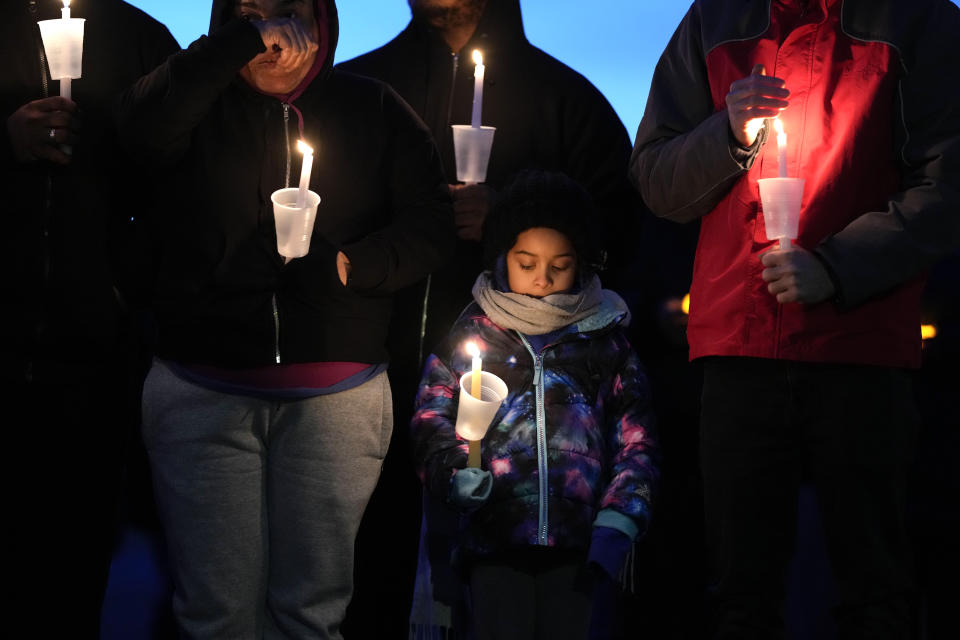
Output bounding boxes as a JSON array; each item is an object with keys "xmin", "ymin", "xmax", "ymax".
[
  {"xmin": 629, "ymin": 4, "xmax": 762, "ymax": 223},
  {"xmin": 116, "ymin": 19, "xmax": 265, "ymax": 164},
  {"xmin": 814, "ymin": 1, "xmax": 960, "ymax": 307},
  {"xmin": 341, "ymin": 85, "xmax": 456, "ymax": 294}
]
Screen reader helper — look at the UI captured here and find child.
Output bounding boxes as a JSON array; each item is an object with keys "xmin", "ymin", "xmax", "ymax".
[{"xmin": 410, "ymin": 170, "xmax": 659, "ymax": 639}]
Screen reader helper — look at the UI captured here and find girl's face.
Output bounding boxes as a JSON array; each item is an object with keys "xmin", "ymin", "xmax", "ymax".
[{"xmin": 506, "ymin": 227, "xmax": 577, "ymax": 297}]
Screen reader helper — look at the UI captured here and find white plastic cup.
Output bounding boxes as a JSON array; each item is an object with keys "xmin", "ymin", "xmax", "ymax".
[
  {"xmin": 455, "ymin": 370, "xmax": 508, "ymax": 442},
  {"xmin": 38, "ymin": 18, "xmax": 85, "ymax": 80},
  {"xmin": 452, "ymin": 125, "xmax": 496, "ymax": 184},
  {"xmin": 758, "ymin": 177, "xmax": 805, "ymax": 244},
  {"xmin": 271, "ymin": 187, "xmax": 321, "ymax": 259}
]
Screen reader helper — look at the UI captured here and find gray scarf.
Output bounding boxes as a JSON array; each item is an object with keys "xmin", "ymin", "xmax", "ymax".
[{"xmin": 471, "ymin": 271, "xmax": 631, "ymax": 335}]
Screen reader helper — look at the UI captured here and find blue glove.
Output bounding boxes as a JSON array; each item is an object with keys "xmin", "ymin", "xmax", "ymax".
[
  {"xmin": 448, "ymin": 467, "xmax": 492, "ymax": 512},
  {"xmin": 587, "ymin": 526, "xmax": 633, "ymax": 580}
]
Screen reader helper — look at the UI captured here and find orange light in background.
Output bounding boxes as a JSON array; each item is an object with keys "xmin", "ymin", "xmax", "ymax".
[
  {"xmin": 921, "ymin": 324, "xmax": 938, "ymax": 341},
  {"xmin": 681, "ymin": 293, "xmax": 691, "ymax": 315}
]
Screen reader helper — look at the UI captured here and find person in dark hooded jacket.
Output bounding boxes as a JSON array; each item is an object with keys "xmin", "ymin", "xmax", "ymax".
[
  {"xmin": 1, "ymin": 1, "xmax": 178, "ymax": 635},
  {"xmin": 336, "ymin": 2, "xmax": 645, "ymax": 634},
  {"xmin": 116, "ymin": 0, "xmax": 454, "ymax": 637}
]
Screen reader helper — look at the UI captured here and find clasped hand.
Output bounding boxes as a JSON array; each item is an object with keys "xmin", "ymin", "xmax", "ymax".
[
  {"xmin": 726, "ymin": 63, "xmax": 790, "ymax": 147},
  {"xmin": 6, "ymin": 97, "xmax": 79, "ymax": 165},
  {"xmin": 251, "ymin": 16, "xmax": 318, "ymax": 74},
  {"xmin": 761, "ymin": 246, "xmax": 836, "ymax": 304}
]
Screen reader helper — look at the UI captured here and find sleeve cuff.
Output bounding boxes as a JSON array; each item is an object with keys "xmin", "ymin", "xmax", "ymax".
[
  {"xmin": 594, "ymin": 508, "xmax": 639, "ymax": 541},
  {"xmin": 728, "ymin": 120, "xmax": 767, "ymax": 170},
  {"xmin": 811, "ymin": 248, "xmax": 847, "ymax": 309}
]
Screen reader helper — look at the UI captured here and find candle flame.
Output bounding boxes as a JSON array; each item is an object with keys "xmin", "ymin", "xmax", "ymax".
[
  {"xmin": 63, "ymin": 0, "xmax": 71, "ymax": 7},
  {"xmin": 921, "ymin": 324, "xmax": 937, "ymax": 340},
  {"xmin": 472, "ymin": 49, "xmax": 483, "ymax": 66},
  {"xmin": 681, "ymin": 293, "xmax": 691, "ymax": 315},
  {"xmin": 773, "ymin": 117, "xmax": 786, "ymax": 145},
  {"xmin": 466, "ymin": 341, "xmax": 480, "ymax": 358},
  {"xmin": 297, "ymin": 139, "xmax": 313, "ymax": 155}
]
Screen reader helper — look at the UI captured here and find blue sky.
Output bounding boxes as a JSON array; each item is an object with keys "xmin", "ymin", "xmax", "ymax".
[
  {"xmin": 124, "ymin": 0, "xmax": 690, "ymax": 137},
  {"xmin": 125, "ymin": 0, "xmax": 960, "ymax": 138}
]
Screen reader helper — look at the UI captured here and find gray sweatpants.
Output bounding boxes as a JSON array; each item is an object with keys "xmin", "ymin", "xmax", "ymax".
[{"xmin": 141, "ymin": 360, "xmax": 392, "ymax": 640}]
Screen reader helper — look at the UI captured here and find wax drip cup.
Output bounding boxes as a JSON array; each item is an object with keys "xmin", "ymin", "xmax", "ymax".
[
  {"xmin": 758, "ymin": 177, "xmax": 804, "ymax": 245},
  {"xmin": 38, "ymin": 18, "xmax": 85, "ymax": 82},
  {"xmin": 452, "ymin": 125, "xmax": 496, "ymax": 184},
  {"xmin": 271, "ymin": 187, "xmax": 321, "ymax": 258}
]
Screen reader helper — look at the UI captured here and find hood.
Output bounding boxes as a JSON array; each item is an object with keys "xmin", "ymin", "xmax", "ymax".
[
  {"xmin": 472, "ymin": 0, "xmax": 525, "ymax": 48},
  {"xmin": 409, "ymin": 0, "xmax": 526, "ymax": 53},
  {"xmin": 208, "ymin": 0, "xmax": 339, "ymax": 101}
]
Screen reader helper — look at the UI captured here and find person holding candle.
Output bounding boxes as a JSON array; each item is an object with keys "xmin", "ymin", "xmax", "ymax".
[
  {"xmin": 114, "ymin": 0, "xmax": 455, "ymax": 637},
  {"xmin": 1, "ymin": 0, "xmax": 178, "ymax": 635},
  {"xmin": 629, "ymin": 0, "xmax": 960, "ymax": 638},
  {"xmin": 336, "ymin": 2, "xmax": 648, "ymax": 634},
  {"xmin": 410, "ymin": 170, "xmax": 659, "ymax": 639}
]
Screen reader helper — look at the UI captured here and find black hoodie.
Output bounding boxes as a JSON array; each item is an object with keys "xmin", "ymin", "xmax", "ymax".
[
  {"xmin": 117, "ymin": 0, "xmax": 455, "ymax": 368},
  {"xmin": 0, "ymin": 0, "xmax": 179, "ymax": 381},
  {"xmin": 337, "ymin": 0, "xmax": 642, "ymax": 378}
]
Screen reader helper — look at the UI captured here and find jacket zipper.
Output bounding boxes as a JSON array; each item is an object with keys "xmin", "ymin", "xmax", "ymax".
[
  {"xmin": 272, "ymin": 103, "xmax": 293, "ymax": 364},
  {"xmin": 446, "ymin": 51, "xmax": 459, "ymax": 126},
  {"xmin": 519, "ymin": 334, "xmax": 549, "ymax": 545},
  {"xmin": 29, "ymin": 0, "xmax": 53, "ymax": 379},
  {"xmin": 415, "ymin": 51, "xmax": 461, "ymax": 375}
]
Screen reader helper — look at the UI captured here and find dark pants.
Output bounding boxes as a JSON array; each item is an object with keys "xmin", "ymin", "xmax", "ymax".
[
  {"xmin": 469, "ymin": 550, "xmax": 594, "ymax": 640},
  {"xmin": 700, "ymin": 357, "xmax": 918, "ymax": 640},
  {"xmin": 5, "ymin": 370, "xmax": 131, "ymax": 638}
]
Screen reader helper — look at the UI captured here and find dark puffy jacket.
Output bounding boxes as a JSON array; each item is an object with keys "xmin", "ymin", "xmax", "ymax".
[
  {"xmin": 411, "ymin": 301, "xmax": 658, "ymax": 561},
  {"xmin": 116, "ymin": 0, "xmax": 455, "ymax": 367},
  {"xmin": 337, "ymin": 0, "xmax": 642, "ymax": 381},
  {"xmin": 0, "ymin": 0, "xmax": 179, "ymax": 381},
  {"xmin": 631, "ymin": 0, "xmax": 960, "ymax": 368}
]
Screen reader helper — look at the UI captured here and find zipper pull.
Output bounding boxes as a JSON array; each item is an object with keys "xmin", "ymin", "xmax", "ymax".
[{"xmin": 532, "ymin": 355, "xmax": 543, "ymax": 386}]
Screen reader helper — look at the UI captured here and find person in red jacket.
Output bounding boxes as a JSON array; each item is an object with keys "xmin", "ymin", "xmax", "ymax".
[{"xmin": 630, "ymin": 0, "xmax": 960, "ymax": 638}]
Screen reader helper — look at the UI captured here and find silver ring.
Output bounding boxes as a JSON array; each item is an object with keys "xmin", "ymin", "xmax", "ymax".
[{"xmin": 49, "ymin": 128, "xmax": 56, "ymax": 140}]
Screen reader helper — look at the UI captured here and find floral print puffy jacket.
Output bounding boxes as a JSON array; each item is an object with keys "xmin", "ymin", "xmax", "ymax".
[{"xmin": 411, "ymin": 302, "xmax": 658, "ymax": 560}]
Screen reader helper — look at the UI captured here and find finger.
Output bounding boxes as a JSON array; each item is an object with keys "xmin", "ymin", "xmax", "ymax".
[
  {"xmin": 777, "ymin": 289, "xmax": 799, "ymax": 304},
  {"xmin": 760, "ymin": 249, "xmax": 786, "ymax": 268},
  {"xmin": 761, "ymin": 267, "xmax": 779, "ymax": 283},
  {"xmin": 729, "ymin": 74, "xmax": 788, "ymax": 94},
  {"xmin": 751, "ymin": 63, "xmax": 766, "ymax": 76},
  {"xmin": 32, "ymin": 96, "xmax": 77, "ymax": 113},
  {"xmin": 33, "ymin": 143, "xmax": 72, "ymax": 165},
  {"xmin": 727, "ymin": 90, "xmax": 790, "ymax": 111},
  {"xmin": 47, "ymin": 111, "xmax": 77, "ymax": 129}
]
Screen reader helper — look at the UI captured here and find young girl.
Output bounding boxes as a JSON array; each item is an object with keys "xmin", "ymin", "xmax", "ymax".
[{"xmin": 411, "ymin": 170, "xmax": 659, "ymax": 639}]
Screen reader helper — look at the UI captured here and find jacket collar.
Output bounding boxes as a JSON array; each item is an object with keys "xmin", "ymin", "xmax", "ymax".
[{"xmin": 406, "ymin": 0, "xmax": 527, "ymax": 57}]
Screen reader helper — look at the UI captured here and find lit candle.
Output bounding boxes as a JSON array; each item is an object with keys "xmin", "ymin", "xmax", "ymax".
[
  {"xmin": 774, "ymin": 117, "xmax": 787, "ymax": 178},
  {"xmin": 471, "ymin": 50, "xmax": 485, "ymax": 129},
  {"xmin": 466, "ymin": 341, "xmax": 482, "ymax": 399},
  {"xmin": 296, "ymin": 139, "xmax": 314, "ymax": 209}
]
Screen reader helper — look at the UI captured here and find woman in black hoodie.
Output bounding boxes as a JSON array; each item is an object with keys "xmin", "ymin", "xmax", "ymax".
[{"xmin": 117, "ymin": 1, "xmax": 454, "ymax": 637}]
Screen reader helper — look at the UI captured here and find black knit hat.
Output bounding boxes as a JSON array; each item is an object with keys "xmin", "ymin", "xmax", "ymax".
[{"xmin": 481, "ymin": 169, "xmax": 605, "ymax": 272}]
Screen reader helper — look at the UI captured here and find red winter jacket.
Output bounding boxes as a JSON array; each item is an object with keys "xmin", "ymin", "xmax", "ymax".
[{"xmin": 631, "ymin": 0, "xmax": 960, "ymax": 368}]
